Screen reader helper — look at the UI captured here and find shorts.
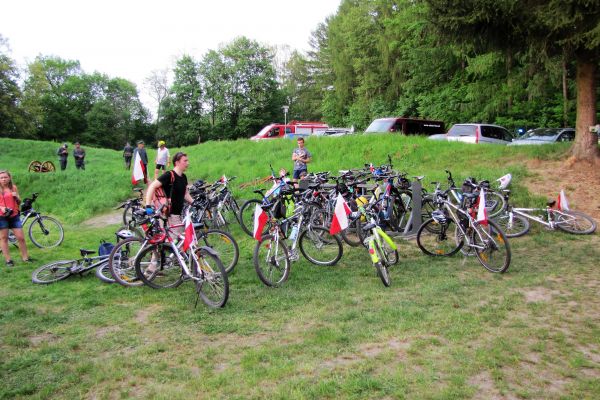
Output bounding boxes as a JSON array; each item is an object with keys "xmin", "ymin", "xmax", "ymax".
[
  {"xmin": 156, "ymin": 164, "xmax": 166, "ymax": 170},
  {"xmin": 0, "ymin": 215, "xmax": 23, "ymax": 230},
  {"xmin": 293, "ymin": 169, "xmax": 307, "ymax": 179}
]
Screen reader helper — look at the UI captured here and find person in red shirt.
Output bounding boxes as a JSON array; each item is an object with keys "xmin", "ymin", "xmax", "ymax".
[{"xmin": 0, "ymin": 170, "xmax": 32, "ymax": 267}]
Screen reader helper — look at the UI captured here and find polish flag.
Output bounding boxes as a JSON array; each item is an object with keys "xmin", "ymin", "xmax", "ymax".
[
  {"xmin": 131, "ymin": 152, "xmax": 146, "ymax": 184},
  {"xmin": 496, "ymin": 173, "xmax": 512, "ymax": 189},
  {"xmin": 253, "ymin": 204, "xmax": 268, "ymax": 240},
  {"xmin": 330, "ymin": 193, "xmax": 352, "ymax": 235},
  {"xmin": 369, "ymin": 163, "xmax": 375, "ymax": 173},
  {"xmin": 220, "ymin": 175, "xmax": 228, "ymax": 183},
  {"xmin": 182, "ymin": 211, "xmax": 197, "ymax": 252},
  {"xmin": 557, "ymin": 190, "xmax": 569, "ymax": 211},
  {"xmin": 476, "ymin": 190, "xmax": 488, "ymax": 226}
]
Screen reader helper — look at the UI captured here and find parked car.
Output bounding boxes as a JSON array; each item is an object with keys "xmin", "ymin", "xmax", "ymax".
[
  {"xmin": 427, "ymin": 133, "xmax": 448, "ymax": 141},
  {"xmin": 508, "ymin": 127, "xmax": 575, "ymax": 146},
  {"xmin": 315, "ymin": 127, "xmax": 355, "ymax": 137},
  {"xmin": 365, "ymin": 117, "xmax": 445, "ymax": 135},
  {"xmin": 446, "ymin": 123, "xmax": 514, "ymax": 145}
]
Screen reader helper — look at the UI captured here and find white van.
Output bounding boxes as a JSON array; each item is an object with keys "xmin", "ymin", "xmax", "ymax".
[{"xmin": 446, "ymin": 124, "xmax": 514, "ymax": 145}]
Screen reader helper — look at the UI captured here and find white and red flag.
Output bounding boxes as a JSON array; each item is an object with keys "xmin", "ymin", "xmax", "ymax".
[
  {"xmin": 131, "ymin": 152, "xmax": 146, "ymax": 184},
  {"xmin": 253, "ymin": 204, "xmax": 268, "ymax": 240},
  {"xmin": 557, "ymin": 190, "xmax": 570, "ymax": 211},
  {"xmin": 330, "ymin": 193, "xmax": 352, "ymax": 235},
  {"xmin": 476, "ymin": 190, "xmax": 488, "ymax": 226},
  {"xmin": 182, "ymin": 210, "xmax": 197, "ymax": 252}
]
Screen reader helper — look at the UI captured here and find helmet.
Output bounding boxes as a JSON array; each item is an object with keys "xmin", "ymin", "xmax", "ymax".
[
  {"xmin": 116, "ymin": 229, "xmax": 136, "ymax": 240},
  {"xmin": 158, "ymin": 140, "xmax": 166, "ymax": 146}
]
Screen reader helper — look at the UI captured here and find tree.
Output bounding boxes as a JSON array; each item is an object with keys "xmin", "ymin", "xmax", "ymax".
[
  {"xmin": 144, "ymin": 68, "xmax": 169, "ymax": 123},
  {"xmin": 424, "ymin": 0, "xmax": 600, "ymax": 161},
  {"xmin": 0, "ymin": 35, "xmax": 25, "ymax": 137}
]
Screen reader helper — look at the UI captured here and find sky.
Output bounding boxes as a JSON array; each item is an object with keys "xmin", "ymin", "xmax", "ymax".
[{"xmin": 1, "ymin": 0, "xmax": 341, "ymax": 115}]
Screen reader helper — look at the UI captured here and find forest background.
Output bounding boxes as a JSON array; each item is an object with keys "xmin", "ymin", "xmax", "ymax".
[{"xmin": 1, "ymin": 0, "xmax": 598, "ymax": 152}]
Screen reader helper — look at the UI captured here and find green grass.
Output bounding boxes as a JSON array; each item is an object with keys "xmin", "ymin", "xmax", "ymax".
[{"xmin": 1, "ymin": 136, "xmax": 599, "ymax": 399}]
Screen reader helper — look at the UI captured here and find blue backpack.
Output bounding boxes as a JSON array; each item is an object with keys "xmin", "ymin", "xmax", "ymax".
[{"xmin": 98, "ymin": 241, "xmax": 114, "ymax": 256}]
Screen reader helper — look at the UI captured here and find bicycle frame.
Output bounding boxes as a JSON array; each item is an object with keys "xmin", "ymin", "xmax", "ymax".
[
  {"xmin": 365, "ymin": 222, "xmax": 397, "ymax": 264},
  {"xmin": 509, "ymin": 207, "xmax": 566, "ymax": 229},
  {"xmin": 441, "ymin": 199, "xmax": 489, "ymax": 252}
]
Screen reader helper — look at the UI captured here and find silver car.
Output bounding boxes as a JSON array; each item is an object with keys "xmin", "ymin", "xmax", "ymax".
[
  {"xmin": 508, "ymin": 128, "xmax": 575, "ymax": 145},
  {"xmin": 446, "ymin": 123, "xmax": 514, "ymax": 145}
]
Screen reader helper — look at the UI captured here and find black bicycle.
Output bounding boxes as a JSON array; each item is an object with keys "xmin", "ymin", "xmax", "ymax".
[{"xmin": 8, "ymin": 193, "xmax": 64, "ymax": 248}]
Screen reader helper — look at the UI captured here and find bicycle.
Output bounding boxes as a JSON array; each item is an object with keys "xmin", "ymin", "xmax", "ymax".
[
  {"xmin": 493, "ymin": 191, "xmax": 596, "ymax": 237},
  {"xmin": 253, "ymin": 186, "xmax": 343, "ymax": 287},
  {"xmin": 134, "ymin": 212, "xmax": 229, "ymax": 308},
  {"xmin": 416, "ymin": 181, "xmax": 511, "ymax": 273},
  {"xmin": 31, "ymin": 229, "xmax": 135, "ymax": 284},
  {"xmin": 117, "ymin": 187, "xmax": 145, "ymax": 227},
  {"xmin": 8, "ymin": 193, "xmax": 64, "ymax": 248}
]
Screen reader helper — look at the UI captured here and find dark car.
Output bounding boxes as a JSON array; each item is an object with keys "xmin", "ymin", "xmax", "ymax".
[{"xmin": 365, "ymin": 117, "xmax": 445, "ymax": 135}]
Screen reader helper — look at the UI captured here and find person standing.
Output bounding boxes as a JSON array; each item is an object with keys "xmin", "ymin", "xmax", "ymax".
[
  {"xmin": 57, "ymin": 143, "xmax": 69, "ymax": 171},
  {"xmin": 0, "ymin": 170, "xmax": 32, "ymax": 267},
  {"xmin": 133, "ymin": 140, "xmax": 148, "ymax": 183},
  {"xmin": 291, "ymin": 137, "xmax": 312, "ymax": 180},
  {"xmin": 73, "ymin": 142, "xmax": 86, "ymax": 170},
  {"xmin": 123, "ymin": 142, "xmax": 133, "ymax": 170},
  {"xmin": 154, "ymin": 140, "xmax": 171, "ymax": 180}
]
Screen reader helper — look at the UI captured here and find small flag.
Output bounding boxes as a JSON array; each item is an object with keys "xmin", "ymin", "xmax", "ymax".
[
  {"xmin": 330, "ymin": 193, "xmax": 352, "ymax": 235},
  {"xmin": 496, "ymin": 173, "xmax": 512, "ymax": 189},
  {"xmin": 131, "ymin": 152, "xmax": 146, "ymax": 184},
  {"xmin": 369, "ymin": 163, "xmax": 375, "ymax": 173},
  {"xmin": 182, "ymin": 210, "xmax": 197, "ymax": 252},
  {"xmin": 476, "ymin": 190, "xmax": 488, "ymax": 226},
  {"xmin": 220, "ymin": 175, "xmax": 228, "ymax": 183},
  {"xmin": 557, "ymin": 190, "xmax": 569, "ymax": 211},
  {"xmin": 253, "ymin": 204, "xmax": 268, "ymax": 240}
]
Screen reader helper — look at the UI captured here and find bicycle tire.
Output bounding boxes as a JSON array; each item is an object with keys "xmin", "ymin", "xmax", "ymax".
[
  {"xmin": 485, "ymin": 191, "xmax": 506, "ymax": 218},
  {"xmin": 253, "ymin": 234, "xmax": 290, "ymax": 287},
  {"xmin": 340, "ymin": 217, "xmax": 364, "ymax": 247},
  {"xmin": 198, "ymin": 229, "xmax": 240, "ymax": 274},
  {"xmin": 298, "ymin": 226, "xmax": 343, "ymax": 266},
  {"xmin": 373, "ymin": 241, "xmax": 391, "ymax": 287},
  {"xmin": 472, "ymin": 219, "xmax": 511, "ymax": 273},
  {"xmin": 555, "ymin": 210, "xmax": 597, "ymax": 235},
  {"xmin": 493, "ymin": 212, "xmax": 530, "ymax": 237},
  {"xmin": 416, "ymin": 218, "xmax": 463, "ymax": 256},
  {"xmin": 193, "ymin": 247, "xmax": 229, "ymax": 308},
  {"xmin": 224, "ymin": 196, "xmax": 241, "ymax": 224},
  {"xmin": 122, "ymin": 204, "xmax": 135, "ymax": 226},
  {"xmin": 95, "ymin": 261, "xmax": 115, "ymax": 283},
  {"xmin": 239, "ymin": 199, "xmax": 262, "ymax": 236},
  {"xmin": 32, "ymin": 260, "xmax": 76, "ymax": 284},
  {"xmin": 135, "ymin": 243, "xmax": 184, "ymax": 289},
  {"xmin": 29, "ymin": 216, "xmax": 64, "ymax": 248},
  {"xmin": 109, "ymin": 237, "xmax": 145, "ymax": 287}
]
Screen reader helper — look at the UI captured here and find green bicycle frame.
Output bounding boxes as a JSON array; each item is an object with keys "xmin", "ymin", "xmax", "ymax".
[{"xmin": 368, "ymin": 226, "xmax": 397, "ymax": 264}]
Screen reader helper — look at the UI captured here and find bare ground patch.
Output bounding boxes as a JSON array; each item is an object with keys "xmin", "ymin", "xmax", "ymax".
[
  {"xmin": 82, "ymin": 210, "xmax": 123, "ymax": 228},
  {"xmin": 29, "ymin": 332, "xmax": 60, "ymax": 346}
]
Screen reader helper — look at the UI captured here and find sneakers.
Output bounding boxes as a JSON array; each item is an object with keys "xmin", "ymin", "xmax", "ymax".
[
  {"xmin": 23, "ymin": 258, "xmax": 35, "ymax": 263},
  {"xmin": 6, "ymin": 260, "xmax": 14, "ymax": 267}
]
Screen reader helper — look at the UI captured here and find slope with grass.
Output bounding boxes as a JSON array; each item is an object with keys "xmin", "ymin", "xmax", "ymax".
[{"xmin": 1, "ymin": 136, "xmax": 599, "ymax": 399}]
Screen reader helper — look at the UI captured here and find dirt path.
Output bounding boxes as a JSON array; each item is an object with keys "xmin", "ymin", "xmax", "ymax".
[{"xmin": 82, "ymin": 210, "xmax": 123, "ymax": 228}]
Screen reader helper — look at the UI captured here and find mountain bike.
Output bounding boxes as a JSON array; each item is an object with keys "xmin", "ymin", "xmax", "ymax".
[
  {"xmin": 493, "ymin": 191, "xmax": 596, "ymax": 237},
  {"xmin": 8, "ymin": 193, "xmax": 64, "ymax": 248},
  {"xmin": 416, "ymin": 182, "xmax": 511, "ymax": 273},
  {"xmin": 134, "ymin": 212, "xmax": 229, "ymax": 308},
  {"xmin": 117, "ymin": 187, "xmax": 144, "ymax": 226}
]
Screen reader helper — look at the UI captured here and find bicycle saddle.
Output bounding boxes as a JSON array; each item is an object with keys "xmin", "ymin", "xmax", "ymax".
[
  {"xmin": 80, "ymin": 249, "xmax": 96, "ymax": 256},
  {"xmin": 412, "ymin": 176, "xmax": 425, "ymax": 181},
  {"xmin": 547, "ymin": 200, "xmax": 556, "ymax": 207}
]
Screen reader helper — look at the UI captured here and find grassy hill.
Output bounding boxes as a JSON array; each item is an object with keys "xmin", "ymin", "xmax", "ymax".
[{"xmin": 1, "ymin": 136, "xmax": 599, "ymax": 399}]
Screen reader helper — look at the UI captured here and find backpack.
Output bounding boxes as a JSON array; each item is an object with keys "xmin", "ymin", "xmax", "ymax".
[
  {"xmin": 152, "ymin": 171, "xmax": 175, "ymax": 215},
  {"xmin": 98, "ymin": 240, "xmax": 114, "ymax": 256}
]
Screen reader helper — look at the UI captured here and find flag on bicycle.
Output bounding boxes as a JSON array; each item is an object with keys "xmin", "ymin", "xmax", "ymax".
[
  {"xmin": 476, "ymin": 190, "xmax": 488, "ymax": 226},
  {"xmin": 131, "ymin": 152, "xmax": 146, "ymax": 185},
  {"xmin": 253, "ymin": 204, "xmax": 268, "ymax": 240},
  {"xmin": 182, "ymin": 210, "xmax": 197, "ymax": 252},
  {"xmin": 557, "ymin": 190, "xmax": 570, "ymax": 211},
  {"xmin": 330, "ymin": 193, "xmax": 352, "ymax": 235},
  {"xmin": 496, "ymin": 173, "xmax": 512, "ymax": 189}
]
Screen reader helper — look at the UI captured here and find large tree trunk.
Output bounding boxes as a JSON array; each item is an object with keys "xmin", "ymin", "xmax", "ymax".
[
  {"xmin": 562, "ymin": 56, "xmax": 568, "ymax": 128},
  {"xmin": 570, "ymin": 57, "xmax": 599, "ymax": 162}
]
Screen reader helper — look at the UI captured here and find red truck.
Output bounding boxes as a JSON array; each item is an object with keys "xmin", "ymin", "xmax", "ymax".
[{"xmin": 250, "ymin": 120, "xmax": 329, "ymax": 140}]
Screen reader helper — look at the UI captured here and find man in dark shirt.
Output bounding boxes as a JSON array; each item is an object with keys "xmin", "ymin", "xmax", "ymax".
[
  {"xmin": 133, "ymin": 140, "xmax": 148, "ymax": 182},
  {"xmin": 57, "ymin": 143, "xmax": 68, "ymax": 170},
  {"xmin": 123, "ymin": 142, "xmax": 133, "ymax": 170},
  {"xmin": 73, "ymin": 142, "xmax": 85, "ymax": 170}
]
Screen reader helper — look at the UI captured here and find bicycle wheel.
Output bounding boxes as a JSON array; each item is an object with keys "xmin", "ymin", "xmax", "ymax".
[
  {"xmin": 122, "ymin": 204, "xmax": 134, "ymax": 226},
  {"xmin": 555, "ymin": 210, "xmax": 597, "ymax": 235},
  {"xmin": 29, "ymin": 216, "xmax": 64, "ymax": 248},
  {"xmin": 198, "ymin": 229, "xmax": 239, "ymax": 274},
  {"xmin": 193, "ymin": 247, "xmax": 229, "ymax": 308},
  {"xmin": 239, "ymin": 199, "xmax": 262, "ymax": 236},
  {"xmin": 298, "ymin": 226, "xmax": 343, "ymax": 266},
  {"xmin": 416, "ymin": 218, "xmax": 463, "ymax": 256},
  {"xmin": 493, "ymin": 212, "xmax": 530, "ymax": 237},
  {"xmin": 222, "ymin": 197, "xmax": 241, "ymax": 225},
  {"xmin": 95, "ymin": 261, "xmax": 115, "ymax": 283},
  {"xmin": 373, "ymin": 242, "xmax": 391, "ymax": 287},
  {"xmin": 485, "ymin": 191, "xmax": 506, "ymax": 218},
  {"xmin": 253, "ymin": 234, "xmax": 290, "ymax": 287},
  {"xmin": 340, "ymin": 217, "xmax": 363, "ymax": 247},
  {"xmin": 135, "ymin": 243, "xmax": 183, "ymax": 289},
  {"xmin": 32, "ymin": 260, "xmax": 76, "ymax": 284},
  {"xmin": 109, "ymin": 237, "xmax": 144, "ymax": 287},
  {"xmin": 472, "ymin": 220, "xmax": 511, "ymax": 273},
  {"xmin": 380, "ymin": 236, "xmax": 399, "ymax": 265}
]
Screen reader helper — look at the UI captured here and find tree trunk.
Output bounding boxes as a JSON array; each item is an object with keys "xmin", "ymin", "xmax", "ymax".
[
  {"xmin": 562, "ymin": 57, "xmax": 568, "ymax": 128},
  {"xmin": 570, "ymin": 57, "xmax": 599, "ymax": 162}
]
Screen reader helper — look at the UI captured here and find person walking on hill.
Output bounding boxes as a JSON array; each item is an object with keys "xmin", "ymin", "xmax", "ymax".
[
  {"xmin": 57, "ymin": 143, "xmax": 69, "ymax": 171},
  {"xmin": 291, "ymin": 137, "xmax": 312, "ymax": 180},
  {"xmin": 123, "ymin": 142, "xmax": 133, "ymax": 170},
  {"xmin": 154, "ymin": 140, "xmax": 170, "ymax": 180},
  {"xmin": 133, "ymin": 140, "xmax": 148, "ymax": 183},
  {"xmin": 73, "ymin": 142, "xmax": 86, "ymax": 170},
  {"xmin": 0, "ymin": 170, "xmax": 32, "ymax": 267}
]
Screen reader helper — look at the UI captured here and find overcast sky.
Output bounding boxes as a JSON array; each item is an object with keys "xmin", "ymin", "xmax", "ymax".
[{"xmin": 1, "ymin": 0, "xmax": 341, "ymax": 114}]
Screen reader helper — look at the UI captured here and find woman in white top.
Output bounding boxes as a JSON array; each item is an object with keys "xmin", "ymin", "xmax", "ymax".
[{"xmin": 154, "ymin": 140, "xmax": 171, "ymax": 180}]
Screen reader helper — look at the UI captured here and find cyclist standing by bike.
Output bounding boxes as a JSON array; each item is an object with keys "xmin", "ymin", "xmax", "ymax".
[
  {"xmin": 0, "ymin": 170, "xmax": 32, "ymax": 267},
  {"xmin": 291, "ymin": 137, "xmax": 312, "ymax": 180}
]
